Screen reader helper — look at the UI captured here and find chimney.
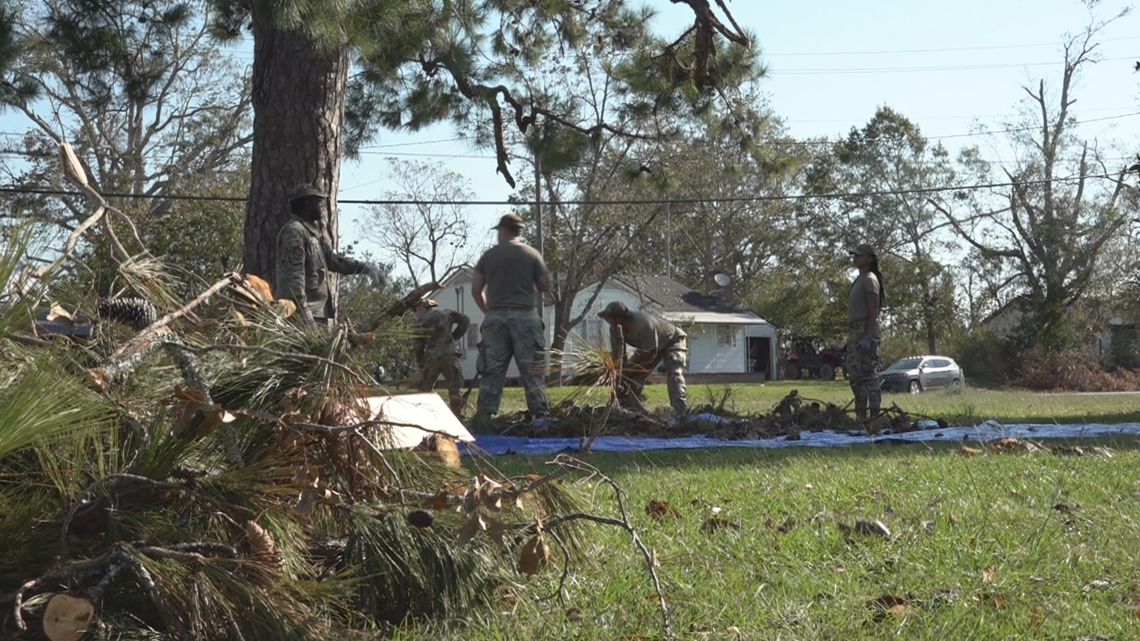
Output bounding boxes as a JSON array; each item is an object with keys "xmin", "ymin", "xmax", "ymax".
[{"xmin": 706, "ymin": 269, "xmax": 734, "ymax": 304}]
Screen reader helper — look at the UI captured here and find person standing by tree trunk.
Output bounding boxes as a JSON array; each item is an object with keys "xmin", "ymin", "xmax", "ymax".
[
  {"xmin": 275, "ymin": 184, "xmax": 383, "ymax": 325},
  {"xmin": 846, "ymin": 244, "xmax": 884, "ymax": 423},
  {"xmin": 470, "ymin": 214, "xmax": 551, "ymax": 427},
  {"xmin": 410, "ymin": 299, "xmax": 470, "ymax": 417}
]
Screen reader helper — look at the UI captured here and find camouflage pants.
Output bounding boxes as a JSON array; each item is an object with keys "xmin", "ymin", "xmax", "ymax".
[
  {"xmin": 624, "ymin": 340, "xmax": 688, "ymax": 414},
  {"xmin": 417, "ymin": 352, "xmax": 465, "ymax": 417},
  {"xmin": 477, "ymin": 308, "xmax": 549, "ymax": 416},
  {"xmin": 845, "ymin": 322, "xmax": 881, "ymax": 418}
]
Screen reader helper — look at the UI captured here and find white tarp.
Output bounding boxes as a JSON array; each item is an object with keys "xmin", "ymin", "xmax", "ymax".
[{"xmin": 364, "ymin": 393, "xmax": 475, "ymax": 449}]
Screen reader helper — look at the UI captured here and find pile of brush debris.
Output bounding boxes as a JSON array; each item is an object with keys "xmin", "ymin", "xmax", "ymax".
[{"xmin": 491, "ymin": 390, "xmax": 949, "ymax": 441}]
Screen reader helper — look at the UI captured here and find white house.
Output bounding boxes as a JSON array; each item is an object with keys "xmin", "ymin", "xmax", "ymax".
[{"xmin": 429, "ymin": 268, "xmax": 780, "ymax": 383}]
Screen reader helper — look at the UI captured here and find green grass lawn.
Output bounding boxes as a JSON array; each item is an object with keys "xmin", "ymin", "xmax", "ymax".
[
  {"xmin": 398, "ymin": 439, "xmax": 1140, "ymax": 640},
  {"xmin": 483, "ymin": 380, "xmax": 1140, "ymax": 426}
]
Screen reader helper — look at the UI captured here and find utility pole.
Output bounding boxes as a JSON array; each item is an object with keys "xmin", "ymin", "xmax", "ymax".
[
  {"xmin": 534, "ymin": 152, "xmax": 550, "ymax": 375},
  {"xmin": 665, "ymin": 199, "xmax": 671, "ymax": 280}
]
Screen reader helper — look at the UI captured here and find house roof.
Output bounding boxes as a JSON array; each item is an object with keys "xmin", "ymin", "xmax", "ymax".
[{"xmin": 616, "ymin": 275, "xmax": 755, "ymax": 315}]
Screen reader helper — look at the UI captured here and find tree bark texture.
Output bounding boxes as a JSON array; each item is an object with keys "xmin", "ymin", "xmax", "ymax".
[{"xmin": 244, "ymin": 13, "xmax": 349, "ymax": 299}]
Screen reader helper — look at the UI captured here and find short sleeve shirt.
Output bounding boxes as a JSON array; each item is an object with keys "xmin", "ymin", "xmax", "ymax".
[
  {"xmin": 847, "ymin": 272, "xmax": 880, "ymax": 323},
  {"xmin": 474, "ymin": 240, "xmax": 550, "ymax": 310}
]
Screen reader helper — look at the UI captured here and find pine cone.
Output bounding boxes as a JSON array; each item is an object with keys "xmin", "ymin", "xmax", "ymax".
[{"xmin": 97, "ymin": 297, "xmax": 157, "ymax": 331}]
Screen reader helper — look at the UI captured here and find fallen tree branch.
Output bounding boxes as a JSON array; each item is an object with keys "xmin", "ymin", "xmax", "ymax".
[{"xmin": 552, "ymin": 455, "xmax": 674, "ymax": 640}]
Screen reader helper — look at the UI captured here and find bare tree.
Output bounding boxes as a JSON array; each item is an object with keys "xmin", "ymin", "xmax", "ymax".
[
  {"xmin": 361, "ymin": 159, "xmax": 475, "ymax": 286},
  {"xmin": 933, "ymin": 19, "xmax": 1136, "ymax": 352}
]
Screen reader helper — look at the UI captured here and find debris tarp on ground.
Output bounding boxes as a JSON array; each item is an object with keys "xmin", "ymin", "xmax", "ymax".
[
  {"xmin": 462, "ymin": 423, "xmax": 1140, "ymax": 455},
  {"xmin": 365, "ymin": 392, "xmax": 474, "ymax": 449}
]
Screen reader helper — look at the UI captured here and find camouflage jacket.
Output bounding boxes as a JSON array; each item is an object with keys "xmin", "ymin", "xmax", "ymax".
[
  {"xmin": 413, "ymin": 307, "xmax": 470, "ymax": 364},
  {"xmin": 610, "ymin": 311, "xmax": 686, "ymax": 362},
  {"xmin": 274, "ymin": 215, "xmax": 367, "ymax": 320}
]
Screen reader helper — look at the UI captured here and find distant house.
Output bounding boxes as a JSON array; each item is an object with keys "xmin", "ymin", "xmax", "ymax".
[
  {"xmin": 981, "ymin": 295, "xmax": 1136, "ymax": 360},
  {"xmin": 430, "ymin": 268, "xmax": 780, "ymax": 383}
]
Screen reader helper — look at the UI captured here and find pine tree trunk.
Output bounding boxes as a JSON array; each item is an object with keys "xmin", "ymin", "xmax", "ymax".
[{"xmin": 244, "ymin": 12, "xmax": 348, "ymax": 313}]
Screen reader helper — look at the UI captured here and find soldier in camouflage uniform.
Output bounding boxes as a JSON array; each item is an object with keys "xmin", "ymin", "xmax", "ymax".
[
  {"xmin": 275, "ymin": 184, "xmax": 383, "ymax": 325},
  {"xmin": 845, "ymin": 243, "xmax": 883, "ymax": 422},
  {"xmin": 411, "ymin": 299, "xmax": 470, "ymax": 417},
  {"xmin": 470, "ymin": 214, "xmax": 551, "ymax": 423},
  {"xmin": 598, "ymin": 301, "xmax": 688, "ymax": 414}
]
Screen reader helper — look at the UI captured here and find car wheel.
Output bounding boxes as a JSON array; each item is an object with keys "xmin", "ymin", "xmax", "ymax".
[
  {"xmin": 819, "ymin": 364, "xmax": 836, "ymax": 381},
  {"xmin": 789, "ymin": 364, "xmax": 802, "ymax": 380},
  {"xmin": 949, "ymin": 378, "xmax": 961, "ymax": 390},
  {"xmin": 908, "ymin": 380, "xmax": 922, "ymax": 394}
]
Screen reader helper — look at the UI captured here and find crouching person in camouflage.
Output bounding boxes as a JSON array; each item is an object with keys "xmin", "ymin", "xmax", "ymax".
[
  {"xmin": 411, "ymin": 299, "xmax": 470, "ymax": 417},
  {"xmin": 598, "ymin": 301, "xmax": 688, "ymax": 414},
  {"xmin": 470, "ymin": 214, "xmax": 551, "ymax": 426}
]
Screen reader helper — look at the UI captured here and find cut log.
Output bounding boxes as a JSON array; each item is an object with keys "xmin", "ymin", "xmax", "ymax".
[{"xmin": 42, "ymin": 592, "xmax": 95, "ymax": 641}]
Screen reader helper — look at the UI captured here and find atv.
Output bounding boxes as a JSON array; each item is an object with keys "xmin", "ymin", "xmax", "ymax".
[{"xmin": 784, "ymin": 336, "xmax": 845, "ymax": 380}]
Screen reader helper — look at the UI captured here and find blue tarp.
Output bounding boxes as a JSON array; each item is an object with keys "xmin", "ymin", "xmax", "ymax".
[{"xmin": 460, "ymin": 420, "xmax": 1140, "ymax": 456}]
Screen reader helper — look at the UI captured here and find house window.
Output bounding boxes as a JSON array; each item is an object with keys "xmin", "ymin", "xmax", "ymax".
[
  {"xmin": 717, "ymin": 325, "xmax": 736, "ymax": 347},
  {"xmin": 584, "ymin": 319, "xmax": 607, "ymax": 348},
  {"xmin": 462, "ymin": 324, "xmax": 479, "ymax": 359}
]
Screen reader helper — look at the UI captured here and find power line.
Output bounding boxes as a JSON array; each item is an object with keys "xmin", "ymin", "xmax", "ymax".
[
  {"xmin": 764, "ymin": 35, "xmax": 1140, "ymax": 57},
  {"xmin": 773, "ymin": 56, "xmax": 1135, "ymax": 76},
  {"xmin": 0, "ymin": 171, "xmax": 1126, "ymax": 207}
]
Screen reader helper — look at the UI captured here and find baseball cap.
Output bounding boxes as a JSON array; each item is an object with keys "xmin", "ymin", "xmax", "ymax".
[
  {"xmin": 289, "ymin": 183, "xmax": 327, "ymax": 203},
  {"xmin": 598, "ymin": 301, "xmax": 629, "ymax": 319},
  {"xmin": 492, "ymin": 214, "xmax": 524, "ymax": 230},
  {"xmin": 848, "ymin": 244, "xmax": 876, "ymax": 256}
]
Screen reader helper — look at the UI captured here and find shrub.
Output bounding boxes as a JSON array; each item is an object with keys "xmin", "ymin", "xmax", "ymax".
[{"xmin": 1017, "ymin": 347, "xmax": 1140, "ymax": 391}]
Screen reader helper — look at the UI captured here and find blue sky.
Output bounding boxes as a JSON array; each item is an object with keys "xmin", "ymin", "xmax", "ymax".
[{"xmin": 340, "ymin": 0, "xmax": 1140, "ymax": 257}]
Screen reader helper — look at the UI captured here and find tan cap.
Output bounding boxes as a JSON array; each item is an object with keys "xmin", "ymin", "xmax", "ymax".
[
  {"xmin": 289, "ymin": 183, "xmax": 327, "ymax": 203},
  {"xmin": 598, "ymin": 301, "xmax": 629, "ymax": 319},
  {"xmin": 492, "ymin": 213, "xmax": 524, "ymax": 230},
  {"xmin": 848, "ymin": 243, "xmax": 876, "ymax": 256}
]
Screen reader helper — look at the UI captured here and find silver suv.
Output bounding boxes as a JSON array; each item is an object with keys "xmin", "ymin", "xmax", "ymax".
[{"xmin": 879, "ymin": 356, "xmax": 964, "ymax": 394}]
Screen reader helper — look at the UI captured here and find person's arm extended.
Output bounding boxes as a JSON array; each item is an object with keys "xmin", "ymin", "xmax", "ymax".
[{"xmin": 471, "ymin": 270, "xmax": 489, "ymax": 314}]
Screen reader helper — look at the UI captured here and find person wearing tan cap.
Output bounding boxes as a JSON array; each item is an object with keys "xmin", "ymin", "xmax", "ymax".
[
  {"xmin": 470, "ymin": 214, "xmax": 551, "ymax": 423},
  {"xmin": 846, "ymin": 243, "xmax": 885, "ymax": 422},
  {"xmin": 410, "ymin": 299, "xmax": 470, "ymax": 417},
  {"xmin": 275, "ymin": 183, "xmax": 384, "ymax": 325},
  {"xmin": 598, "ymin": 301, "xmax": 688, "ymax": 414}
]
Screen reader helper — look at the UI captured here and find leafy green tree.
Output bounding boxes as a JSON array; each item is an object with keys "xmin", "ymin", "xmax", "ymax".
[
  {"xmin": 0, "ymin": 0, "xmax": 251, "ymax": 290},
  {"xmin": 204, "ymin": 0, "xmax": 758, "ymax": 301},
  {"xmin": 807, "ymin": 107, "xmax": 960, "ymax": 354}
]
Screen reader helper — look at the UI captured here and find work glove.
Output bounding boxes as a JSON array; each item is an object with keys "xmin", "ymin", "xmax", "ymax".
[
  {"xmin": 857, "ymin": 336, "xmax": 875, "ymax": 354},
  {"xmin": 361, "ymin": 263, "xmax": 384, "ymax": 288}
]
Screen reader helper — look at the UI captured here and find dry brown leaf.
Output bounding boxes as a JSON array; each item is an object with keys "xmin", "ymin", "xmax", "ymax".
[
  {"xmin": 198, "ymin": 407, "xmax": 225, "ymax": 437},
  {"xmin": 423, "ymin": 490, "xmax": 450, "ymax": 510},
  {"xmin": 981, "ymin": 564, "xmax": 996, "ymax": 583},
  {"xmin": 646, "ymin": 500, "xmax": 681, "ymax": 519},
  {"xmin": 956, "ymin": 446, "xmax": 984, "ymax": 456},
  {"xmin": 518, "ymin": 534, "xmax": 550, "ymax": 575},
  {"xmin": 565, "ymin": 607, "xmax": 583, "ymax": 622},
  {"xmin": 700, "ymin": 518, "xmax": 741, "ymax": 534},
  {"xmin": 827, "ymin": 563, "xmax": 845, "ymax": 573},
  {"xmin": 457, "ymin": 513, "xmax": 487, "ymax": 546}
]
